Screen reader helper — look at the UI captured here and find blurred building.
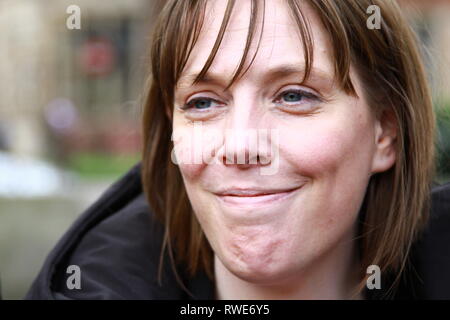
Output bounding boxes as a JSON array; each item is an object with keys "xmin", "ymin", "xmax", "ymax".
[
  {"xmin": 0, "ymin": 0, "xmax": 165, "ymax": 299},
  {"xmin": 0, "ymin": 0, "xmax": 164, "ymax": 159},
  {"xmin": 399, "ymin": 0, "xmax": 450, "ymax": 104}
]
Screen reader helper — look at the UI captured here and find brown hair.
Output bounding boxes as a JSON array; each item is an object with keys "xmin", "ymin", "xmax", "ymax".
[{"xmin": 141, "ymin": 0, "xmax": 435, "ymax": 297}]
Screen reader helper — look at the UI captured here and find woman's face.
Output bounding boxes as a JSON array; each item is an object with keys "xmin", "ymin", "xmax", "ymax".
[{"xmin": 172, "ymin": 0, "xmax": 395, "ymax": 284}]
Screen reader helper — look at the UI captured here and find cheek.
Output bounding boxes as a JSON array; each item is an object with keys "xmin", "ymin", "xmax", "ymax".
[
  {"xmin": 172, "ymin": 143, "xmax": 203, "ymax": 181},
  {"xmin": 278, "ymin": 113, "xmax": 377, "ymax": 231},
  {"xmin": 279, "ymin": 114, "xmax": 376, "ymax": 177},
  {"xmin": 279, "ymin": 114, "xmax": 377, "ymax": 235},
  {"xmin": 172, "ymin": 122, "xmax": 212, "ymax": 181},
  {"xmin": 178, "ymin": 162, "xmax": 204, "ymax": 181}
]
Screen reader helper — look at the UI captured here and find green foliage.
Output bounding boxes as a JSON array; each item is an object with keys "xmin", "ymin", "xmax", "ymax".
[
  {"xmin": 68, "ymin": 152, "xmax": 141, "ymax": 180},
  {"xmin": 436, "ymin": 104, "xmax": 450, "ymax": 177}
]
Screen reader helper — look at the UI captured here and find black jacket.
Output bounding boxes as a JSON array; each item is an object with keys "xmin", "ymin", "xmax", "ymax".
[{"xmin": 25, "ymin": 163, "xmax": 450, "ymax": 300}]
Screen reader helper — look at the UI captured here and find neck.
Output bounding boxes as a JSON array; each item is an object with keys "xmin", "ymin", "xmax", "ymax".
[{"xmin": 214, "ymin": 233, "xmax": 363, "ymax": 300}]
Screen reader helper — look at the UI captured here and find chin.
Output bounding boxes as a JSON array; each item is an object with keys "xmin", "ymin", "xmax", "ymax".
[
  {"xmin": 228, "ymin": 260, "xmax": 295, "ymax": 285},
  {"xmin": 219, "ymin": 243, "xmax": 296, "ymax": 285}
]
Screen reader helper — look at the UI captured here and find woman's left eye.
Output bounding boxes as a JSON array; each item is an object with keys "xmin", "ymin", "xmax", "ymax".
[
  {"xmin": 274, "ymin": 89, "xmax": 321, "ymax": 110},
  {"xmin": 281, "ymin": 91, "xmax": 304, "ymax": 102}
]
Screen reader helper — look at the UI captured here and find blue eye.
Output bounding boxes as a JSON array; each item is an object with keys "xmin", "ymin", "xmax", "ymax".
[
  {"xmin": 182, "ymin": 97, "xmax": 220, "ymax": 110},
  {"xmin": 275, "ymin": 89, "xmax": 319, "ymax": 106},
  {"xmin": 282, "ymin": 91, "xmax": 303, "ymax": 102},
  {"xmin": 193, "ymin": 98, "xmax": 212, "ymax": 109},
  {"xmin": 273, "ymin": 89, "xmax": 321, "ymax": 114}
]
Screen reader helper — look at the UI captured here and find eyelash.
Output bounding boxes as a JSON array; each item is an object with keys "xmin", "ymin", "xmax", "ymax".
[
  {"xmin": 180, "ymin": 96, "xmax": 223, "ymax": 111},
  {"xmin": 274, "ymin": 89, "xmax": 321, "ymax": 107},
  {"xmin": 180, "ymin": 89, "xmax": 321, "ymax": 112}
]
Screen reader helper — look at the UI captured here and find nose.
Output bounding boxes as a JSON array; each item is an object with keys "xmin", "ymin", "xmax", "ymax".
[
  {"xmin": 217, "ymin": 96, "xmax": 274, "ymax": 169},
  {"xmin": 217, "ymin": 129, "xmax": 273, "ymax": 168}
]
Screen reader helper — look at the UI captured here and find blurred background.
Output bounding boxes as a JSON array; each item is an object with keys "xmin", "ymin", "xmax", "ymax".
[
  {"xmin": 0, "ymin": 0, "xmax": 164, "ymax": 299},
  {"xmin": 0, "ymin": 0, "xmax": 449, "ymax": 299}
]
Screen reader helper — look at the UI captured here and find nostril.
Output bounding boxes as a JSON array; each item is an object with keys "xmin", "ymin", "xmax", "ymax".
[
  {"xmin": 258, "ymin": 154, "xmax": 271, "ymax": 165},
  {"xmin": 221, "ymin": 152, "xmax": 271, "ymax": 167},
  {"xmin": 222, "ymin": 153, "xmax": 235, "ymax": 165},
  {"xmin": 217, "ymin": 142, "xmax": 273, "ymax": 167}
]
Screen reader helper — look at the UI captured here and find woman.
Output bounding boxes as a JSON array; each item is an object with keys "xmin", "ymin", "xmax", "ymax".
[
  {"xmin": 27, "ymin": 0, "xmax": 447, "ymax": 300},
  {"xmin": 142, "ymin": 0, "xmax": 434, "ymax": 299}
]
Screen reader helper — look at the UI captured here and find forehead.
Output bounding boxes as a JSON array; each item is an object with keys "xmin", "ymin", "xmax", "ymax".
[{"xmin": 179, "ymin": 0, "xmax": 334, "ymax": 85}]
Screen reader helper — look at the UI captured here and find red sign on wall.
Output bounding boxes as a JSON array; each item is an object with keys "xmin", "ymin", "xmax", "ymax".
[{"xmin": 78, "ymin": 37, "xmax": 116, "ymax": 77}]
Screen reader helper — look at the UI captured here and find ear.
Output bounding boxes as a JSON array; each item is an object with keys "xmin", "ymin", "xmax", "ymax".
[{"xmin": 371, "ymin": 109, "xmax": 398, "ymax": 174}]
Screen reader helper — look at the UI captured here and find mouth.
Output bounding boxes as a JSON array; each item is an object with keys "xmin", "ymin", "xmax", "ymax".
[{"xmin": 213, "ymin": 186, "xmax": 303, "ymax": 207}]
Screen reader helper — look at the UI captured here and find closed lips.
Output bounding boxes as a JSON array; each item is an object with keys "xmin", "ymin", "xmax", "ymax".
[
  {"xmin": 216, "ymin": 188, "xmax": 300, "ymax": 197},
  {"xmin": 213, "ymin": 186, "xmax": 303, "ymax": 206}
]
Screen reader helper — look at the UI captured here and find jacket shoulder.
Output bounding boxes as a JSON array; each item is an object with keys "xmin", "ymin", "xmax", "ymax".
[
  {"xmin": 399, "ymin": 181, "xmax": 450, "ymax": 299},
  {"xmin": 25, "ymin": 163, "xmax": 211, "ymax": 300}
]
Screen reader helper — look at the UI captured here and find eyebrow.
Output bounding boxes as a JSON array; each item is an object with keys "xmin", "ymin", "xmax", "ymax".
[{"xmin": 176, "ymin": 64, "xmax": 334, "ymax": 89}]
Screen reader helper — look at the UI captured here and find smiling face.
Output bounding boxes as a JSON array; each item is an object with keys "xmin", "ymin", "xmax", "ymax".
[{"xmin": 172, "ymin": 0, "xmax": 395, "ymax": 285}]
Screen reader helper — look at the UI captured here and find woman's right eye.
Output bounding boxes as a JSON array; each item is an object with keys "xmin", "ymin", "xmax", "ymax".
[{"xmin": 181, "ymin": 97, "xmax": 223, "ymax": 111}]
